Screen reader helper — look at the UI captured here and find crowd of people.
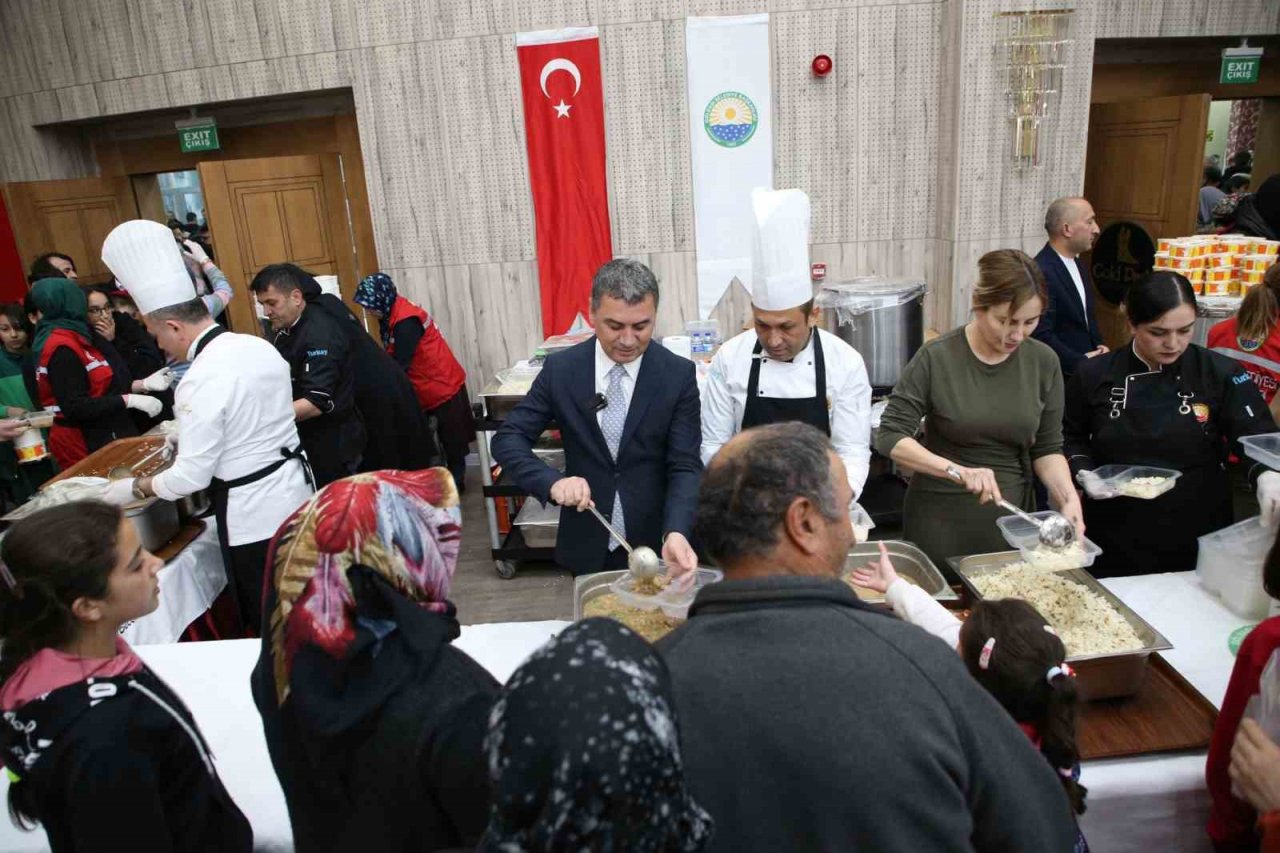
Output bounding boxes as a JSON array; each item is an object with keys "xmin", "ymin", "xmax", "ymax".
[{"xmin": 1, "ymin": 174, "xmax": 1280, "ymax": 851}]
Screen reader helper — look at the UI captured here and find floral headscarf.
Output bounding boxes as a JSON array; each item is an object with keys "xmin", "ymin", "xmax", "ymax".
[
  {"xmin": 263, "ymin": 468, "xmax": 461, "ymax": 706},
  {"xmin": 353, "ymin": 273, "xmax": 399, "ymax": 348},
  {"xmin": 481, "ymin": 618, "xmax": 714, "ymax": 853}
]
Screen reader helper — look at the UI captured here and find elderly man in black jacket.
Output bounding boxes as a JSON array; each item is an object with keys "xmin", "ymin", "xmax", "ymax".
[{"xmin": 658, "ymin": 423, "xmax": 1079, "ymax": 853}]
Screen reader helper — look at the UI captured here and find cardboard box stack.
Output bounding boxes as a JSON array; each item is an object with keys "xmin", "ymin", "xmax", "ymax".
[{"xmin": 1154, "ymin": 236, "xmax": 1280, "ymax": 296}]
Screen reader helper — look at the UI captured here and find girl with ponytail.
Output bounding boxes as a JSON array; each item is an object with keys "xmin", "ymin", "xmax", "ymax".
[
  {"xmin": 0, "ymin": 501, "xmax": 251, "ymax": 851},
  {"xmin": 852, "ymin": 544, "xmax": 1089, "ymax": 849},
  {"xmin": 1208, "ymin": 263, "xmax": 1280, "ymax": 419}
]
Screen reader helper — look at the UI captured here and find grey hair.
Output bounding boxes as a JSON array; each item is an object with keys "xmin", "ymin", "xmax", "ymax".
[
  {"xmin": 590, "ymin": 259, "xmax": 660, "ymax": 312},
  {"xmin": 146, "ymin": 297, "xmax": 210, "ymax": 325},
  {"xmin": 694, "ymin": 423, "xmax": 841, "ymax": 566},
  {"xmin": 1044, "ymin": 197, "xmax": 1085, "ymax": 236}
]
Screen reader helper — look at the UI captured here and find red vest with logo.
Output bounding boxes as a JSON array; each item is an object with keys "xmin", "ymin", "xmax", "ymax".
[
  {"xmin": 37, "ymin": 329, "xmax": 116, "ymax": 467},
  {"xmin": 388, "ymin": 297, "xmax": 466, "ymax": 410},
  {"xmin": 1207, "ymin": 316, "xmax": 1280, "ymax": 404}
]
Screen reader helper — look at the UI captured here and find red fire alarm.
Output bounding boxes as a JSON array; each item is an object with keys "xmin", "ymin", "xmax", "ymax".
[
  {"xmin": 811, "ymin": 55, "xmax": 833, "ymax": 77},
  {"xmin": 811, "ymin": 263, "xmax": 827, "ymax": 281}
]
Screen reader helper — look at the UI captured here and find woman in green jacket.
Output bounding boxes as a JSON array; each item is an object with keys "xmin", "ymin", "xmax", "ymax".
[{"xmin": 0, "ymin": 302, "xmax": 55, "ymax": 506}]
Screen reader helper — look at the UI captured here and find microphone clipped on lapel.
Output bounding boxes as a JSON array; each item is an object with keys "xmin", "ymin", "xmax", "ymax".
[{"xmin": 590, "ymin": 393, "xmax": 608, "ymax": 413}]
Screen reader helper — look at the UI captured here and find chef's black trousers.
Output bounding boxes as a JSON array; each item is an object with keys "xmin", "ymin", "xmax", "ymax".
[{"xmin": 228, "ymin": 538, "xmax": 270, "ymax": 637}]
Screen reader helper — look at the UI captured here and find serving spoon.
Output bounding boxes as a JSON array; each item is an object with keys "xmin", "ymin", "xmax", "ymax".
[
  {"xmin": 585, "ymin": 504, "xmax": 661, "ymax": 579},
  {"xmin": 947, "ymin": 469, "xmax": 1076, "ymax": 551}
]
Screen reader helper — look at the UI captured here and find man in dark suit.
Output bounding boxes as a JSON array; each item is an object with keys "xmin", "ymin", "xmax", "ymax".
[
  {"xmin": 492, "ymin": 259, "xmax": 702, "ymax": 576},
  {"xmin": 1032, "ymin": 196, "xmax": 1108, "ymax": 377}
]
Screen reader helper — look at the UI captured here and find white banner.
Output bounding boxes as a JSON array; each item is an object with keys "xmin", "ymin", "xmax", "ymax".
[{"xmin": 686, "ymin": 13, "xmax": 773, "ymax": 319}]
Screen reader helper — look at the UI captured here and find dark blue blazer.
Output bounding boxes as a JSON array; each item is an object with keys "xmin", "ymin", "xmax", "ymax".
[
  {"xmin": 491, "ymin": 339, "xmax": 703, "ymax": 575},
  {"xmin": 1032, "ymin": 242, "xmax": 1103, "ymax": 376}
]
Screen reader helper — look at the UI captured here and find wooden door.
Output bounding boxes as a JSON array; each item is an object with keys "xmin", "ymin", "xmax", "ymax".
[
  {"xmin": 1084, "ymin": 93, "xmax": 1210, "ymax": 348},
  {"xmin": 1, "ymin": 177, "xmax": 139, "ymax": 285},
  {"xmin": 199, "ymin": 154, "xmax": 361, "ymax": 336}
]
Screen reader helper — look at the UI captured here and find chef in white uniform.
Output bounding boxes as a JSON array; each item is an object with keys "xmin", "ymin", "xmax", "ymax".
[
  {"xmin": 99, "ymin": 220, "xmax": 314, "ymax": 636},
  {"xmin": 701, "ymin": 188, "xmax": 873, "ymax": 498}
]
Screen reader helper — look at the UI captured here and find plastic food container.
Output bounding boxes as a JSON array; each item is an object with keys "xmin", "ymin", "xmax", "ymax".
[
  {"xmin": 512, "ymin": 499, "xmax": 559, "ymax": 547},
  {"xmin": 1197, "ymin": 516, "xmax": 1274, "ymax": 620},
  {"xmin": 995, "ymin": 511, "xmax": 1102, "ymax": 568},
  {"xmin": 609, "ymin": 566, "xmax": 724, "ymax": 619},
  {"xmin": 1087, "ymin": 464, "xmax": 1182, "ymax": 500},
  {"xmin": 1241, "ymin": 433, "xmax": 1280, "ymax": 471}
]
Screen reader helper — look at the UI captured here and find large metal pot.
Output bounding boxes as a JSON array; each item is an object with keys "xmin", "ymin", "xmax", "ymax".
[
  {"xmin": 817, "ymin": 278, "xmax": 927, "ymax": 390},
  {"xmin": 1194, "ymin": 295, "xmax": 1241, "ymax": 348}
]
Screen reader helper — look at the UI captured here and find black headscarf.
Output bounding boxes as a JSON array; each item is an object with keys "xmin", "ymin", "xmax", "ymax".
[
  {"xmin": 481, "ymin": 618, "xmax": 714, "ymax": 853},
  {"xmin": 1235, "ymin": 175, "xmax": 1280, "ymax": 239}
]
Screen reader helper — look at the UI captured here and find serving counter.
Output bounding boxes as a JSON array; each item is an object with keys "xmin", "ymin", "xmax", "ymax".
[{"xmin": 0, "ymin": 574, "xmax": 1248, "ymax": 851}]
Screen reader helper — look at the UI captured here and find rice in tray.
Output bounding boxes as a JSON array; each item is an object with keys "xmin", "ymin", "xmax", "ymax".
[
  {"xmin": 971, "ymin": 563, "xmax": 1144, "ymax": 657},
  {"xmin": 582, "ymin": 593, "xmax": 680, "ymax": 642},
  {"xmin": 1117, "ymin": 476, "xmax": 1169, "ymax": 499}
]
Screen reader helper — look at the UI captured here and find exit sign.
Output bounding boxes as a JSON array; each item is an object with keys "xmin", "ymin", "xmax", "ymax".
[
  {"xmin": 176, "ymin": 118, "xmax": 219, "ymax": 153},
  {"xmin": 1221, "ymin": 47, "xmax": 1263, "ymax": 85}
]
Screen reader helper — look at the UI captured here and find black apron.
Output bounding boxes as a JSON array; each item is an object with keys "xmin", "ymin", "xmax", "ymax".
[
  {"xmin": 1083, "ymin": 355, "xmax": 1232, "ymax": 577},
  {"xmin": 193, "ymin": 327, "xmax": 316, "ymax": 626},
  {"xmin": 740, "ymin": 329, "xmax": 831, "ymax": 434}
]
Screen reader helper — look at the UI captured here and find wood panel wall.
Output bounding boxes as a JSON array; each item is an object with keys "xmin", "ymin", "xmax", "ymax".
[{"xmin": 1, "ymin": 0, "xmax": 1278, "ymax": 393}]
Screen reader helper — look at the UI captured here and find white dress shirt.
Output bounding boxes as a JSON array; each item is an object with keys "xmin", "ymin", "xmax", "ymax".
[
  {"xmin": 594, "ymin": 340, "xmax": 642, "ymax": 426},
  {"xmin": 701, "ymin": 328, "xmax": 872, "ymax": 496},
  {"xmin": 152, "ymin": 327, "xmax": 314, "ymax": 546},
  {"xmin": 1057, "ymin": 251, "xmax": 1088, "ymax": 317}
]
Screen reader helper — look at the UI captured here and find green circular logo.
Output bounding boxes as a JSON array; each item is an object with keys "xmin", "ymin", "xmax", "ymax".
[
  {"xmin": 1229, "ymin": 623, "xmax": 1258, "ymax": 656},
  {"xmin": 703, "ymin": 91, "xmax": 759, "ymax": 148}
]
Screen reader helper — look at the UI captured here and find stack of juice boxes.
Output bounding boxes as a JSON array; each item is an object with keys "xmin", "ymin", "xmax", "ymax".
[{"xmin": 1154, "ymin": 235, "xmax": 1279, "ymax": 296}]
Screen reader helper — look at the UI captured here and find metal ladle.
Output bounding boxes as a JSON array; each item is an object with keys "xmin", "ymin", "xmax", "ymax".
[
  {"xmin": 948, "ymin": 469, "xmax": 1076, "ymax": 550},
  {"xmin": 586, "ymin": 505, "xmax": 661, "ymax": 579},
  {"xmin": 107, "ymin": 445, "xmax": 168, "ymax": 481}
]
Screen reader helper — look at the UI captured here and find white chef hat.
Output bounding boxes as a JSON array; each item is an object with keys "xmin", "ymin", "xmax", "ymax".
[
  {"xmin": 101, "ymin": 220, "xmax": 197, "ymax": 315},
  {"xmin": 749, "ymin": 188, "xmax": 813, "ymax": 311}
]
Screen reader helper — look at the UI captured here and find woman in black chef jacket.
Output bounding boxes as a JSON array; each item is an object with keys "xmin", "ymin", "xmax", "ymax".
[{"xmin": 1063, "ymin": 271, "xmax": 1280, "ymax": 577}]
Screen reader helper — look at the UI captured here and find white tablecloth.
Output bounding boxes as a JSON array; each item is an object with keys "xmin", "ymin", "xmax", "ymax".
[
  {"xmin": 1080, "ymin": 572, "xmax": 1256, "ymax": 853},
  {"xmin": 0, "ymin": 621, "xmax": 570, "ymax": 852},
  {"xmin": 121, "ymin": 521, "xmax": 225, "ymax": 646},
  {"xmin": 0, "ymin": 573, "xmax": 1254, "ymax": 852}
]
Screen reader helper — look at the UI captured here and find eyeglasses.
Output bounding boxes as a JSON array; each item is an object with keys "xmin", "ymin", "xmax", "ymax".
[{"xmin": 87, "ymin": 306, "xmax": 110, "ymax": 317}]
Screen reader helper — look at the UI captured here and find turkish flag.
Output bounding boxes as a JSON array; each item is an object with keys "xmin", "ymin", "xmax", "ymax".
[{"xmin": 516, "ymin": 29, "xmax": 613, "ymax": 337}]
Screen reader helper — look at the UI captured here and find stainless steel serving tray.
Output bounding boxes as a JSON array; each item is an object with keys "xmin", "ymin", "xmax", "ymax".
[
  {"xmin": 948, "ymin": 551, "xmax": 1173, "ymax": 701},
  {"xmin": 843, "ymin": 541, "xmax": 957, "ymax": 604},
  {"xmin": 575, "ymin": 570, "xmax": 634, "ymax": 620}
]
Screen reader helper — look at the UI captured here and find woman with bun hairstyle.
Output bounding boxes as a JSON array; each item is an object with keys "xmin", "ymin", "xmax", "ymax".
[
  {"xmin": 875, "ymin": 248, "xmax": 1084, "ymax": 569},
  {"xmin": 1063, "ymin": 271, "xmax": 1279, "ymax": 577},
  {"xmin": 0, "ymin": 501, "xmax": 252, "ymax": 851}
]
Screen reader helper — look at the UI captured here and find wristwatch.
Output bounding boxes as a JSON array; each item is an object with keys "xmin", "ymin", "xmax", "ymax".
[
  {"xmin": 131, "ymin": 479, "xmax": 148, "ymax": 501},
  {"xmin": 944, "ymin": 464, "xmax": 962, "ymax": 483}
]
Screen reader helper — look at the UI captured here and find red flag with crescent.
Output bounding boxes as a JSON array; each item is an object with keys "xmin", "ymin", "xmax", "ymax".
[{"xmin": 516, "ymin": 28, "xmax": 613, "ymax": 336}]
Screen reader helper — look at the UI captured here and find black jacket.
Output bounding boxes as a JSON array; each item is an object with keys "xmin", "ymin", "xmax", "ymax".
[
  {"xmin": 658, "ymin": 576, "xmax": 1080, "ymax": 853},
  {"xmin": 273, "ymin": 305, "xmax": 366, "ymax": 486},
  {"xmin": 46, "ymin": 337, "xmax": 138, "ymax": 455},
  {"xmin": 0, "ymin": 667, "xmax": 252, "ymax": 853},
  {"xmin": 251, "ymin": 582, "xmax": 498, "ymax": 853},
  {"xmin": 1032, "ymin": 243, "xmax": 1103, "ymax": 376},
  {"xmin": 491, "ymin": 339, "xmax": 703, "ymax": 575},
  {"xmin": 314, "ymin": 293, "xmax": 438, "ymax": 471},
  {"xmin": 1063, "ymin": 342, "xmax": 1276, "ymax": 575}
]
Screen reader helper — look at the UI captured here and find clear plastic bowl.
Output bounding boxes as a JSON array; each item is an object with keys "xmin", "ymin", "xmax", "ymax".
[
  {"xmin": 1241, "ymin": 434, "xmax": 1280, "ymax": 471},
  {"xmin": 1197, "ymin": 516, "xmax": 1273, "ymax": 619},
  {"xmin": 995, "ymin": 511, "xmax": 1102, "ymax": 569},
  {"xmin": 611, "ymin": 565, "xmax": 724, "ymax": 618},
  {"xmin": 1088, "ymin": 465, "xmax": 1182, "ymax": 500}
]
